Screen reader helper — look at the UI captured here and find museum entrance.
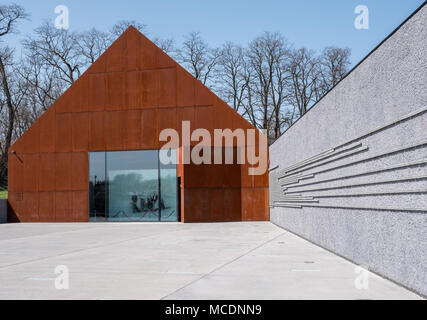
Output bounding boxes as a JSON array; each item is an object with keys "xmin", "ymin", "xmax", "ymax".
[{"xmin": 89, "ymin": 150, "xmax": 178, "ymax": 222}]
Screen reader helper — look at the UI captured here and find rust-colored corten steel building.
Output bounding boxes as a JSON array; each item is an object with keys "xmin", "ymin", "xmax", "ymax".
[{"xmin": 7, "ymin": 27, "xmax": 269, "ymax": 223}]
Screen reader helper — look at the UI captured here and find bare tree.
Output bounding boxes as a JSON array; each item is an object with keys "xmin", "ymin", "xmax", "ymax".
[
  {"xmin": 0, "ymin": 48, "xmax": 16, "ymax": 184},
  {"xmin": 18, "ymin": 53, "xmax": 65, "ymax": 112},
  {"xmin": 0, "ymin": 3, "xmax": 28, "ymax": 37},
  {"xmin": 177, "ymin": 32, "xmax": 221, "ymax": 87},
  {"xmin": 153, "ymin": 37, "xmax": 176, "ymax": 55},
  {"xmin": 246, "ymin": 32, "xmax": 290, "ymax": 141},
  {"xmin": 217, "ymin": 42, "xmax": 247, "ymax": 112},
  {"xmin": 286, "ymin": 47, "xmax": 320, "ymax": 119},
  {"xmin": 23, "ymin": 22, "xmax": 82, "ymax": 85},
  {"xmin": 321, "ymin": 46, "xmax": 351, "ymax": 87},
  {"xmin": 269, "ymin": 38, "xmax": 290, "ymax": 139},
  {"xmin": 78, "ymin": 28, "xmax": 110, "ymax": 67},
  {"xmin": 0, "ymin": 3, "xmax": 28, "ymax": 185},
  {"xmin": 240, "ymin": 59, "xmax": 257, "ymax": 127},
  {"xmin": 110, "ymin": 20, "xmax": 147, "ymax": 38},
  {"xmin": 246, "ymin": 34, "xmax": 273, "ymax": 132},
  {"xmin": 315, "ymin": 46, "xmax": 351, "ymax": 99},
  {"xmin": 9, "ymin": 66, "xmax": 38, "ymax": 136},
  {"xmin": 214, "ymin": 38, "xmax": 349, "ymax": 142}
]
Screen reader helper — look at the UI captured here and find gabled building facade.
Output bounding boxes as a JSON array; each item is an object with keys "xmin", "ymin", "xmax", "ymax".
[{"xmin": 8, "ymin": 27, "xmax": 269, "ymax": 223}]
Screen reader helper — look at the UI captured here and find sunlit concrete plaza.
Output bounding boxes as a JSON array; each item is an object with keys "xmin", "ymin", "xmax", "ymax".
[{"xmin": 0, "ymin": 222, "xmax": 421, "ymax": 300}]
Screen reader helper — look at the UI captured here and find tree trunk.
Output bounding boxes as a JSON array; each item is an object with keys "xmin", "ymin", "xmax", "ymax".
[{"xmin": 0, "ymin": 55, "xmax": 15, "ymax": 184}]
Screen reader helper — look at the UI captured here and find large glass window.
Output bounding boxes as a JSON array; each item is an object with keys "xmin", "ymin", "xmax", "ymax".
[
  {"xmin": 160, "ymin": 149, "xmax": 178, "ymax": 222},
  {"xmin": 107, "ymin": 150, "xmax": 159, "ymax": 222},
  {"xmin": 89, "ymin": 152, "xmax": 106, "ymax": 221},
  {"xmin": 89, "ymin": 150, "xmax": 177, "ymax": 222}
]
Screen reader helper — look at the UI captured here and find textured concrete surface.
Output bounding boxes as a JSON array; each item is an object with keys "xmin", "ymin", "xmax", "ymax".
[
  {"xmin": 269, "ymin": 5, "xmax": 427, "ymax": 296},
  {"xmin": 270, "ymin": 208, "xmax": 427, "ymax": 297},
  {"xmin": 270, "ymin": 5, "xmax": 427, "ymax": 167},
  {"xmin": 0, "ymin": 200, "xmax": 6, "ymax": 224},
  {"xmin": 0, "ymin": 222, "xmax": 421, "ymax": 300}
]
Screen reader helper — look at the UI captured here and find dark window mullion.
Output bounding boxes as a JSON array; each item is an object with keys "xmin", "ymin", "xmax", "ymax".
[
  {"xmin": 158, "ymin": 150, "xmax": 161, "ymax": 222},
  {"xmin": 105, "ymin": 151, "xmax": 108, "ymax": 222}
]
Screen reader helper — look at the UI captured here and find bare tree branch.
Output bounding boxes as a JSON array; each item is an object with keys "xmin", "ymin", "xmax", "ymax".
[
  {"xmin": 0, "ymin": 4, "xmax": 28, "ymax": 184},
  {"xmin": 110, "ymin": 20, "xmax": 147, "ymax": 38},
  {"xmin": 177, "ymin": 32, "xmax": 220, "ymax": 88}
]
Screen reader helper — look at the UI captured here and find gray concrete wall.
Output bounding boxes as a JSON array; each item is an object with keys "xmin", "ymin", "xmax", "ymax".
[
  {"xmin": 269, "ymin": 5, "xmax": 427, "ymax": 296},
  {"xmin": 0, "ymin": 200, "xmax": 7, "ymax": 224}
]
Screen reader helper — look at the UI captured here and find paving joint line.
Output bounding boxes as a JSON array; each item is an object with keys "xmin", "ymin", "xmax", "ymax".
[
  {"xmin": 160, "ymin": 231, "xmax": 286, "ymax": 300},
  {"xmin": 0, "ymin": 228, "xmax": 186, "ymax": 270}
]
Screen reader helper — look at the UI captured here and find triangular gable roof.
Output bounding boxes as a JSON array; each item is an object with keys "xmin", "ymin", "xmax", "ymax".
[{"xmin": 11, "ymin": 26, "xmax": 258, "ymax": 153}]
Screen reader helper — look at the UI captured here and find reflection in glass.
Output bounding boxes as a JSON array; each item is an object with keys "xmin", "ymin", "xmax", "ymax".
[
  {"xmin": 89, "ymin": 152, "xmax": 106, "ymax": 221},
  {"xmin": 89, "ymin": 150, "xmax": 178, "ymax": 222},
  {"xmin": 160, "ymin": 149, "xmax": 178, "ymax": 222},
  {"xmin": 107, "ymin": 151, "xmax": 159, "ymax": 222}
]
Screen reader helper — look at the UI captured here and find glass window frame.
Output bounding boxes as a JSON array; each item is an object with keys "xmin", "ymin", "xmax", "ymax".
[{"xmin": 88, "ymin": 149, "xmax": 178, "ymax": 222}]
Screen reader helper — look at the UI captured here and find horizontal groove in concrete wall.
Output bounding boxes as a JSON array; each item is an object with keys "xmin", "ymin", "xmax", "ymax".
[
  {"xmin": 275, "ymin": 200, "xmax": 319, "ymax": 204},
  {"xmin": 284, "ymin": 175, "xmax": 427, "ymax": 194},
  {"xmin": 279, "ymin": 143, "xmax": 363, "ymax": 177},
  {"xmin": 281, "ymin": 181, "xmax": 427, "ymax": 199},
  {"xmin": 313, "ymin": 190, "xmax": 427, "ymax": 198},
  {"xmin": 294, "ymin": 204, "xmax": 427, "ymax": 214},
  {"xmin": 278, "ymin": 173, "xmax": 304, "ymax": 183},
  {"xmin": 270, "ymin": 204, "xmax": 302, "ymax": 209},
  {"xmin": 275, "ymin": 105, "xmax": 427, "ymax": 176},
  {"xmin": 280, "ymin": 146, "xmax": 369, "ymax": 179},
  {"xmin": 335, "ymin": 105, "xmax": 427, "ymax": 149},
  {"xmin": 281, "ymin": 174, "xmax": 315, "ymax": 186},
  {"xmin": 307, "ymin": 140, "xmax": 427, "ymax": 177},
  {"xmin": 279, "ymin": 149, "xmax": 336, "ymax": 174},
  {"xmin": 269, "ymin": 165, "xmax": 279, "ymax": 172},
  {"xmin": 275, "ymin": 193, "xmax": 426, "ymax": 208},
  {"xmin": 284, "ymin": 158, "xmax": 427, "ymax": 190},
  {"xmin": 282, "ymin": 196, "xmax": 315, "ymax": 200}
]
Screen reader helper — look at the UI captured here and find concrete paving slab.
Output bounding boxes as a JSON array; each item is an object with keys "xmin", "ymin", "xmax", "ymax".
[{"xmin": 0, "ymin": 222, "xmax": 422, "ymax": 300}]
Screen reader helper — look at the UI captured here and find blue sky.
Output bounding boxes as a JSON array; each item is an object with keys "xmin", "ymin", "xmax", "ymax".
[{"xmin": 7, "ymin": 0, "xmax": 426, "ymax": 66}]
